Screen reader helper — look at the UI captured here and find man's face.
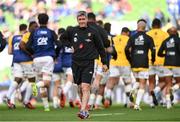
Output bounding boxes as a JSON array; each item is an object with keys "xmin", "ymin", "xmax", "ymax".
[{"xmin": 77, "ymin": 15, "xmax": 87, "ymax": 28}]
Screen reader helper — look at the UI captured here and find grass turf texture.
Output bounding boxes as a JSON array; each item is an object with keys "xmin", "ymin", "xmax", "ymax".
[{"xmin": 0, "ymin": 104, "xmax": 180, "ymax": 121}]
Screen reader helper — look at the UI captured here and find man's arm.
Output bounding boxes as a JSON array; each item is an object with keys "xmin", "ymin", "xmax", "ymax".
[
  {"xmin": 0, "ymin": 32, "xmax": 6, "ymax": 52},
  {"xmin": 93, "ymin": 31, "xmax": 107, "ymax": 65},
  {"xmin": 158, "ymin": 41, "xmax": 166, "ymax": 57},
  {"xmin": 19, "ymin": 32, "xmax": 33, "ymax": 57},
  {"xmin": 149, "ymin": 37, "xmax": 156, "ymax": 64},
  {"xmin": 125, "ymin": 38, "xmax": 132, "ymax": 64},
  {"xmin": 25, "ymin": 31, "xmax": 34, "ymax": 55},
  {"xmin": 8, "ymin": 36, "xmax": 13, "ymax": 55},
  {"xmin": 60, "ymin": 27, "xmax": 72, "ymax": 47}
]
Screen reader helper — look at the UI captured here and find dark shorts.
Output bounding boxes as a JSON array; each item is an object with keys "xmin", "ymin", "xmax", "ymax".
[{"xmin": 72, "ymin": 61, "xmax": 94, "ymax": 85}]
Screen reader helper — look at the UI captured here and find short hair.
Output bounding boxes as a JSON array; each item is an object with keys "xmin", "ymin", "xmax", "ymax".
[
  {"xmin": 19, "ymin": 24, "xmax": 27, "ymax": 31},
  {"xmin": 97, "ymin": 20, "xmax": 103, "ymax": 26},
  {"xmin": 87, "ymin": 12, "xmax": 96, "ymax": 20},
  {"xmin": 152, "ymin": 18, "xmax": 161, "ymax": 28},
  {"xmin": 77, "ymin": 11, "xmax": 87, "ymax": 18},
  {"xmin": 58, "ymin": 28, "xmax": 65, "ymax": 35},
  {"xmin": 137, "ymin": 19, "xmax": 147, "ymax": 24},
  {"xmin": 29, "ymin": 21, "xmax": 37, "ymax": 28},
  {"xmin": 121, "ymin": 27, "xmax": 130, "ymax": 33},
  {"xmin": 104, "ymin": 22, "xmax": 111, "ymax": 33},
  {"xmin": 38, "ymin": 13, "xmax": 49, "ymax": 25}
]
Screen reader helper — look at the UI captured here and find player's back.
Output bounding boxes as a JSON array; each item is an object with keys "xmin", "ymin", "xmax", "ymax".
[
  {"xmin": 31, "ymin": 27, "xmax": 56, "ymax": 58},
  {"xmin": 147, "ymin": 28, "xmax": 169, "ymax": 65},
  {"xmin": 110, "ymin": 34, "xmax": 130, "ymax": 66}
]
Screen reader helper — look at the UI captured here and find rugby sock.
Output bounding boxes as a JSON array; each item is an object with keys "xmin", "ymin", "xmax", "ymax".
[
  {"xmin": 172, "ymin": 84, "xmax": 179, "ymax": 92},
  {"xmin": 20, "ymin": 81, "xmax": 28, "ymax": 92},
  {"xmin": 36, "ymin": 81, "xmax": 45, "ymax": 88},
  {"xmin": 154, "ymin": 86, "xmax": 161, "ymax": 93},
  {"xmin": 125, "ymin": 84, "xmax": 132, "ymax": 104},
  {"xmin": 68, "ymin": 87, "xmax": 74, "ymax": 101},
  {"xmin": 132, "ymin": 82, "xmax": 139, "ymax": 91},
  {"xmin": 105, "ymin": 88, "xmax": 112, "ymax": 99},
  {"xmin": 53, "ymin": 96, "xmax": 59, "ymax": 108},
  {"xmin": 42, "ymin": 97, "xmax": 49, "ymax": 109},
  {"xmin": 88, "ymin": 93, "xmax": 96, "ymax": 105},
  {"xmin": 24, "ymin": 83, "xmax": 32, "ymax": 104},
  {"xmin": 95, "ymin": 95, "xmax": 103, "ymax": 106},
  {"xmin": 63, "ymin": 81, "xmax": 72, "ymax": 95},
  {"xmin": 7, "ymin": 81, "xmax": 18, "ymax": 99},
  {"xmin": 135, "ymin": 89, "xmax": 145, "ymax": 106},
  {"xmin": 166, "ymin": 94, "xmax": 171, "ymax": 109},
  {"xmin": 10, "ymin": 91, "xmax": 16, "ymax": 104}
]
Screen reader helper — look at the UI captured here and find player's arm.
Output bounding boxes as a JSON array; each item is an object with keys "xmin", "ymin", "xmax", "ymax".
[
  {"xmin": 19, "ymin": 33, "xmax": 33, "ymax": 57},
  {"xmin": 149, "ymin": 37, "xmax": 156, "ymax": 64},
  {"xmin": 158, "ymin": 41, "xmax": 166, "ymax": 57},
  {"xmin": 93, "ymin": 31, "xmax": 107, "ymax": 64},
  {"xmin": 0, "ymin": 32, "xmax": 6, "ymax": 52},
  {"xmin": 8, "ymin": 36, "xmax": 13, "ymax": 55},
  {"xmin": 125, "ymin": 37, "xmax": 132, "ymax": 64},
  {"xmin": 26, "ymin": 31, "xmax": 34, "ymax": 56},
  {"xmin": 60, "ymin": 27, "xmax": 72, "ymax": 47}
]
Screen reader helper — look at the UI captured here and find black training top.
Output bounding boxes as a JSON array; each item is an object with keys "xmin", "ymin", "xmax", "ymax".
[
  {"xmin": 60, "ymin": 25, "xmax": 107, "ymax": 66},
  {"xmin": 125, "ymin": 31, "xmax": 155, "ymax": 68},
  {"xmin": 158, "ymin": 35, "xmax": 180, "ymax": 67}
]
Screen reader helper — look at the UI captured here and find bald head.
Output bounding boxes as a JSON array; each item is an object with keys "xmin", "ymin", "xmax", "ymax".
[{"xmin": 137, "ymin": 21, "xmax": 146, "ymax": 31}]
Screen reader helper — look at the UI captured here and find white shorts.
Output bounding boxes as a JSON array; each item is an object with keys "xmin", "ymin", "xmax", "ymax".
[
  {"xmin": 163, "ymin": 67, "xmax": 180, "ymax": 77},
  {"xmin": 133, "ymin": 70, "xmax": 149, "ymax": 79},
  {"xmin": 96, "ymin": 65, "xmax": 107, "ymax": 77},
  {"xmin": 33, "ymin": 56, "xmax": 54, "ymax": 81},
  {"xmin": 149, "ymin": 65, "xmax": 168, "ymax": 77},
  {"xmin": 52, "ymin": 67, "xmax": 72, "ymax": 82},
  {"xmin": 172, "ymin": 68, "xmax": 180, "ymax": 77},
  {"xmin": 109, "ymin": 66, "xmax": 131, "ymax": 78},
  {"xmin": 13, "ymin": 63, "xmax": 35, "ymax": 78}
]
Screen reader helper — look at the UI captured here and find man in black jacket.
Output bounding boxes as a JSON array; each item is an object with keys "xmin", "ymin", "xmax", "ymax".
[
  {"xmin": 60, "ymin": 11, "xmax": 108, "ymax": 119},
  {"xmin": 0, "ymin": 31, "xmax": 6, "ymax": 52},
  {"xmin": 125, "ymin": 19, "xmax": 155, "ymax": 110},
  {"xmin": 158, "ymin": 27, "xmax": 180, "ymax": 109}
]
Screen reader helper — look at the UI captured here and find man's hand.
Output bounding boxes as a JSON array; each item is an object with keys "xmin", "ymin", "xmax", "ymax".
[{"xmin": 102, "ymin": 64, "xmax": 108, "ymax": 72}]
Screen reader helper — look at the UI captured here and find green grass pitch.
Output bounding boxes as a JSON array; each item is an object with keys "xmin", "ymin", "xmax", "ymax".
[{"xmin": 0, "ymin": 104, "xmax": 180, "ymax": 122}]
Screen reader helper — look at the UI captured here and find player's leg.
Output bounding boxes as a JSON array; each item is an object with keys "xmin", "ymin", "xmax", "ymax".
[
  {"xmin": 121, "ymin": 66, "xmax": 132, "ymax": 107},
  {"xmin": 134, "ymin": 71, "xmax": 148, "ymax": 110},
  {"xmin": 23, "ymin": 63, "xmax": 36, "ymax": 109},
  {"xmin": 88, "ymin": 65, "xmax": 103, "ymax": 109},
  {"xmin": 6, "ymin": 63, "xmax": 23, "ymax": 108},
  {"xmin": 52, "ymin": 73, "xmax": 61, "ymax": 108},
  {"xmin": 103, "ymin": 66, "xmax": 119, "ymax": 108},
  {"xmin": 34, "ymin": 56, "xmax": 54, "ymax": 111}
]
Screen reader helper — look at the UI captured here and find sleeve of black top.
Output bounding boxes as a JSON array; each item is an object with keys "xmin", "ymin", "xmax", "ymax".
[
  {"xmin": 149, "ymin": 37, "xmax": 156, "ymax": 63},
  {"xmin": 60, "ymin": 28, "xmax": 72, "ymax": 47},
  {"xmin": 26, "ymin": 31, "xmax": 34, "ymax": 55},
  {"xmin": 158, "ymin": 41, "xmax": 166, "ymax": 57},
  {"xmin": 93, "ymin": 31, "xmax": 107, "ymax": 65},
  {"xmin": 0, "ymin": 31, "xmax": 6, "ymax": 52},
  {"xmin": 125, "ymin": 38, "xmax": 132, "ymax": 63},
  {"xmin": 100, "ymin": 28, "xmax": 110, "ymax": 48}
]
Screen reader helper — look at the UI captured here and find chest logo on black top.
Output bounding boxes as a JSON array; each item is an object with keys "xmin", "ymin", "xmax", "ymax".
[
  {"xmin": 166, "ymin": 38, "xmax": 175, "ymax": 48},
  {"xmin": 135, "ymin": 35, "xmax": 144, "ymax": 45},
  {"xmin": 88, "ymin": 33, "xmax": 91, "ymax": 37}
]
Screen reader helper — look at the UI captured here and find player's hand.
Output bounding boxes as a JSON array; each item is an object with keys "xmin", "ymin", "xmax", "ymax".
[{"xmin": 102, "ymin": 64, "xmax": 108, "ymax": 72}]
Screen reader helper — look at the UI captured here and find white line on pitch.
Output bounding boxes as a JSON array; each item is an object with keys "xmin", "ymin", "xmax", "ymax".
[{"xmin": 91, "ymin": 112, "xmax": 125, "ymax": 117}]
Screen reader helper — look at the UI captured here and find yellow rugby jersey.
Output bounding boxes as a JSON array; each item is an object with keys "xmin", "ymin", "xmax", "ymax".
[
  {"xmin": 8, "ymin": 36, "xmax": 13, "ymax": 50},
  {"xmin": 110, "ymin": 35, "xmax": 130, "ymax": 66},
  {"xmin": 147, "ymin": 29, "xmax": 169, "ymax": 65},
  {"xmin": 22, "ymin": 32, "xmax": 30, "ymax": 43}
]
